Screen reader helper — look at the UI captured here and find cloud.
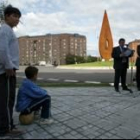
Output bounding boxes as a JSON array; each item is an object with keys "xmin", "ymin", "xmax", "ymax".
[
  {"xmin": 6, "ymin": 0, "xmax": 140, "ymax": 56},
  {"xmin": 8, "ymin": 0, "xmax": 40, "ymax": 9},
  {"xmin": 16, "ymin": 12, "xmax": 89, "ymax": 36}
]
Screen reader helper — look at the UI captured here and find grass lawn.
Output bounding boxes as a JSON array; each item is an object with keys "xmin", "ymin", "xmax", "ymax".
[
  {"xmin": 17, "ymin": 82, "xmax": 110, "ymax": 87},
  {"xmin": 17, "ymin": 82, "xmax": 135, "ymax": 87},
  {"xmin": 62, "ymin": 61, "xmax": 135, "ymax": 67},
  {"xmin": 62, "ymin": 61, "xmax": 113, "ymax": 67}
]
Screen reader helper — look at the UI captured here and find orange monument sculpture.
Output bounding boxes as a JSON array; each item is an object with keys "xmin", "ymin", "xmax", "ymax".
[{"xmin": 99, "ymin": 10, "xmax": 113, "ymax": 61}]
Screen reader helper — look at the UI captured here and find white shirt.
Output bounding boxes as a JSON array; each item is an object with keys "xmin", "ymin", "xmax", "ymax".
[{"xmin": 0, "ymin": 23, "xmax": 19, "ymax": 74}]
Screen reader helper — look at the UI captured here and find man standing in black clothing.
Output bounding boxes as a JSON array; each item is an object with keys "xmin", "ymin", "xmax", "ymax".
[
  {"xmin": 0, "ymin": 6, "xmax": 22, "ymax": 136},
  {"xmin": 112, "ymin": 38, "xmax": 134, "ymax": 92},
  {"xmin": 136, "ymin": 45, "xmax": 140, "ymax": 91}
]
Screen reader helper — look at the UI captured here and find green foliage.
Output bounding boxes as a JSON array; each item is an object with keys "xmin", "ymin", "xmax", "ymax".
[
  {"xmin": 66, "ymin": 54, "xmax": 75, "ymax": 64},
  {"xmin": 63, "ymin": 61, "xmax": 113, "ymax": 67},
  {"xmin": 0, "ymin": 0, "xmax": 8, "ymax": 25},
  {"xmin": 66, "ymin": 54, "xmax": 87, "ymax": 64},
  {"xmin": 86, "ymin": 55, "xmax": 101, "ymax": 62},
  {"xmin": 17, "ymin": 82, "xmax": 110, "ymax": 88},
  {"xmin": 75, "ymin": 56, "xmax": 85, "ymax": 64},
  {"xmin": 66, "ymin": 54, "xmax": 102, "ymax": 65}
]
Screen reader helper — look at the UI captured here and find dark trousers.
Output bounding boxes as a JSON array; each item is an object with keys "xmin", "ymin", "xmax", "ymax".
[
  {"xmin": 114, "ymin": 68, "xmax": 127, "ymax": 89},
  {"xmin": 0, "ymin": 73, "xmax": 16, "ymax": 134},
  {"xmin": 21, "ymin": 95, "xmax": 51, "ymax": 119},
  {"xmin": 136, "ymin": 66, "xmax": 140, "ymax": 89}
]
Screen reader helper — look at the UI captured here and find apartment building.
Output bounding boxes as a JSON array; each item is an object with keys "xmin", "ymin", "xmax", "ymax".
[
  {"xmin": 18, "ymin": 33, "xmax": 86, "ymax": 65},
  {"xmin": 129, "ymin": 39, "xmax": 140, "ymax": 63}
]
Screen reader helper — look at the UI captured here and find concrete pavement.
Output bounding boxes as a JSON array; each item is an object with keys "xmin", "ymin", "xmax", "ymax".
[
  {"xmin": 1, "ymin": 87, "xmax": 140, "ymax": 139},
  {"xmin": 17, "ymin": 66, "xmax": 134, "ymax": 85},
  {"xmin": 17, "ymin": 66, "xmax": 136, "ymax": 72}
]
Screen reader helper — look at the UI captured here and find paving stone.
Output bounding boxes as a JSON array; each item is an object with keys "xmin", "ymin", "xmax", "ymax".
[
  {"xmin": 2, "ymin": 87, "xmax": 140, "ymax": 139},
  {"xmin": 86, "ymin": 134, "xmax": 97, "ymax": 139},
  {"xmin": 104, "ymin": 132, "xmax": 114, "ymax": 138},
  {"xmin": 110, "ymin": 135, "xmax": 124, "ymax": 139},
  {"xmin": 113, "ymin": 126, "xmax": 140, "ymax": 139},
  {"xmin": 57, "ymin": 136, "xmax": 65, "ymax": 139},
  {"xmin": 63, "ymin": 134, "xmax": 76, "ymax": 139},
  {"xmin": 20, "ymin": 133, "xmax": 32, "ymax": 139}
]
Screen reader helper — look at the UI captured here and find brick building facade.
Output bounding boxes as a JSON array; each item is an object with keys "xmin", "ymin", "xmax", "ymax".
[
  {"xmin": 129, "ymin": 39, "xmax": 140, "ymax": 63},
  {"xmin": 18, "ymin": 33, "xmax": 86, "ymax": 65}
]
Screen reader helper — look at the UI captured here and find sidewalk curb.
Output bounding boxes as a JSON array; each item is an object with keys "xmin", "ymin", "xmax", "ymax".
[{"xmin": 56, "ymin": 66, "xmax": 136, "ymax": 70}]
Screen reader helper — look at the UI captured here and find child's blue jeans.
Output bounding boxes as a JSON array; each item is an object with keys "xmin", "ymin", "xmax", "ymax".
[{"xmin": 21, "ymin": 95, "xmax": 51, "ymax": 119}]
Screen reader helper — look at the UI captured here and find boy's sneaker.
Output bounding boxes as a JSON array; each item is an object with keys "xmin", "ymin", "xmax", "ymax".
[
  {"xmin": 0, "ymin": 127, "xmax": 23, "ymax": 137},
  {"xmin": 39, "ymin": 118, "xmax": 54, "ymax": 125},
  {"xmin": 34, "ymin": 111, "xmax": 40, "ymax": 120},
  {"xmin": 0, "ymin": 129, "xmax": 24, "ymax": 137},
  {"xmin": 7, "ymin": 129, "xmax": 24, "ymax": 137}
]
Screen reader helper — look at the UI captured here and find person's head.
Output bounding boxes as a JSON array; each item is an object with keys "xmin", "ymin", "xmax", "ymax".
[
  {"xmin": 119, "ymin": 38, "xmax": 125, "ymax": 47},
  {"xmin": 4, "ymin": 5, "xmax": 21, "ymax": 28},
  {"xmin": 25, "ymin": 66, "xmax": 38, "ymax": 81},
  {"xmin": 137, "ymin": 45, "xmax": 140, "ymax": 53}
]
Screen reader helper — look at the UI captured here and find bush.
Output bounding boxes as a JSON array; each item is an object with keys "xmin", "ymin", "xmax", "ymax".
[
  {"xmin": 66, "ymin": 54, "xmax": 75, "ymax": 64},
  {"xmin": 86, "ymin": 55, "xmax": 101, "ymax": 62},
  {"xmin": 75, "ymin": 56, "xmax": 85, "ymax": 64},
  {"xmin": 66, "ymin": 54, "xmax": 101, "ymax": 64},
  {"xmin": 66, "ymin": 54, "xmax": 86, "ymax": 64}
]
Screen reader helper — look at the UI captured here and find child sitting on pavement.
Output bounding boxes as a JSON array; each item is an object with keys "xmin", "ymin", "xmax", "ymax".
[{"xmin": 16, "ymin": 66, "xmax": 53, "ymax": 125}]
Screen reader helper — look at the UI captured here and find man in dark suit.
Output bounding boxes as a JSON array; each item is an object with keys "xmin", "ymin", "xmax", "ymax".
[
  {"xmin": 136, "ymin": 45, "xmax": 140, "ymax": 91},
  {"xmin": 112, "ymin": 38, "xmax": 134, "ymax": 92}
]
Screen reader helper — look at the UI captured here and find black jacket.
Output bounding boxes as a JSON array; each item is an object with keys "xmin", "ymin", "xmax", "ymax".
[
  {"xmin": 136, "ymin": 45, "xmax": 140, "ymax": 67},
  {"xmin": 112, "ymin": 46, "xmax": 130, "ymax": 69}
]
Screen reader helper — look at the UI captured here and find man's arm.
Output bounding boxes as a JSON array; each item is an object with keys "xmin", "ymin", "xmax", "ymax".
[
  {"xmin": 137, "ymin": 45, "xmax": 140, "ymax": 57},
  {"xmin": 0, "ymin": 31, "xmax": 15, "ymax": 76},
  {"xmin": 112, "ymin": 47, "xmax": 123, "ymax": 59},
  {"xmin": 27, "ymin": 84, "xmax": 48, "ymax": 99}
]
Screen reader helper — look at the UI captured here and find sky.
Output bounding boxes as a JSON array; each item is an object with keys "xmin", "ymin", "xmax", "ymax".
[{"xmin": 2, "ymin": 0, "xmax": 140, "ymax": 56}]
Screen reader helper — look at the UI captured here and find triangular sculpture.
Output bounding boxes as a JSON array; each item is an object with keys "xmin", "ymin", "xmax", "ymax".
[{"xmin": 99, "ymin": 10, "xmax": 113, "ymax": 61}]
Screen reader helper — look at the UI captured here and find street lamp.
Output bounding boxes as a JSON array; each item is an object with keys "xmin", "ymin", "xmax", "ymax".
[
  {"xmin": 47, "ymin": 33, "xmax": 53, "ymax": 64},
  {"xmin": 50, "ymin": 35, "xmax": 53, "ymax": 64},
  {"xmin": 33, "ymin": 40, "xmax": 37, "ymax": 65}
]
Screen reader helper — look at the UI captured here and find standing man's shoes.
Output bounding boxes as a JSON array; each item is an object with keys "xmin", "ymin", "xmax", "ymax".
[
  {"xmin": 0, "ymin": 133, "xmax": 6, "ymax": 137},
  {"xmin": 7, "ymin": 129, "xmax": 23, "ymax": 136},
  {"xmin": 138, "ymin": 88, "xmax": 140, "ymax": 91},
  {"xmin": 123, "ymin": 87, "xmax": 130, "ymax": 91},
  {"xmin": 0, "ymin": 129, "xmax": 23, "ymax": 137},
  {"xmin": 0, "ymin": 129, "xmax": 9, "ymax": 137},
  {"xmin": 115, "ymin": 88, "xmax": 120, "ymax": 92},
  {"xmin": 123, "ymin": 87, "xmax": 133, "ymax": 93}
]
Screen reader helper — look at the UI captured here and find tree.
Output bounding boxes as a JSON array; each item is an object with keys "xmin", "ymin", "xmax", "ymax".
[
  {"xmin": 66, "ymin": 54, "xmax": 75, "ymax": 64},
  {"xmin": 86, "ymin": 55, "xmax": 100, "ymax": 62},
  {"xmin": 75, "ymin": 56, "xmax": 85, "ymax": 64},
  {"xmin": 0, "ymin": 1, "xmax": 8, "ymax": 25}
]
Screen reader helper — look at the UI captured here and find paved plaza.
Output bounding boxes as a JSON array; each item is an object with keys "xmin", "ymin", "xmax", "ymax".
[{"xmin": 1, "ymin": 87, "xmax": 140, "ymax": 139}]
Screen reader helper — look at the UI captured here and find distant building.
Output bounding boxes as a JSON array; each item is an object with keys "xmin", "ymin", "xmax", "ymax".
[
  {"xmin": 18, "ymin": 33, "xmax": 86, "ymax": 65},
  {"xmin": 129, "ymin": 39, "xmax": 140, "ymax": 63}
]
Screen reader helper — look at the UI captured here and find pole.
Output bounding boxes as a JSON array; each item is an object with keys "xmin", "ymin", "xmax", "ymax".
[
  {"xmin": 7, "ymin": 77, "xmax": 11, "ymax": 128},
  {"xmin": 129, "ymin": 46, "xmax": 135, "ymax": 96},
  {"xmin": 130, "ymin": 58, "xmax": 133, "ymax": 87},
  {"xmin": 51, "ymin": 35, "xmax": 53, "ymax": 65}
]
